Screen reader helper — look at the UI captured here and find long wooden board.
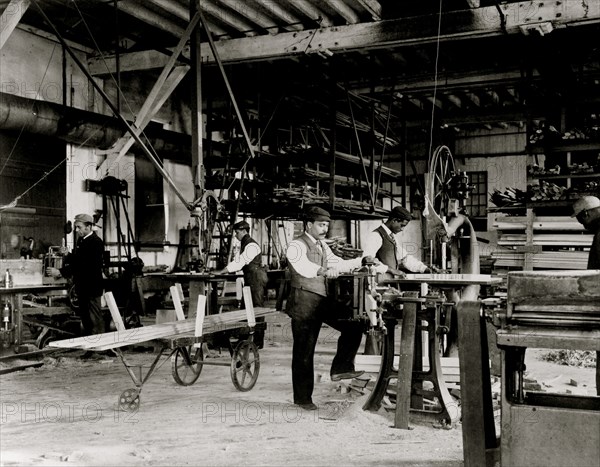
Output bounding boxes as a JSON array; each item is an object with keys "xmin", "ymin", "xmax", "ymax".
[{"xmin": 48, "ymin": 307, "xmax": 276, "ymax": 351}]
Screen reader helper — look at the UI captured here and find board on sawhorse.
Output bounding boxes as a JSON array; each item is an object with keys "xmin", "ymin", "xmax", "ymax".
[{"xmin": 49, "ymin": 287, "xmax": 275, "ymax": 410}]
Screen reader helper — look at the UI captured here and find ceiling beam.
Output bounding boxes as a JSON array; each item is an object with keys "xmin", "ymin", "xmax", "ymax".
[
  {"xmin": 200, "ymin": 1, "xmax": 259, "ymax": 36},
  {"xmin": 89, "ymin": 0, "xmax": 600, "ymax": 74},
  {"xmin": 117, "ymin": 0, "xmax": 185, "ymax": 37},
  {"xmin": 0, "ymin": 0, "xmax": 30, "ymax": 50},
  {"xmin": 144, "ymin": 0, "xmax": 230, "ymax": 38},
  {"xmin": 287, "ymin": 0, "xmax": 333, "ymax": 27},
  {"xmin": 354, "ymin": 0, "xmax": 382, "ymax": 21},
  {"xmin": 213, "ymin": 0, "xmax": 279, "ymax": 34},
  {"xmin": 252, "ymin": 0, "xmax": 304, "ymax": 31},
  {"xmin": 322, "ymin": 0, "xmax": 360, "ymax": 24}
]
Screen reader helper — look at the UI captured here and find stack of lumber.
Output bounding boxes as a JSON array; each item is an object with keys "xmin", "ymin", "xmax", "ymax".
[
  {"xmin": 355, "ymin": 355, "xmax": 462, "ymax": 386},
  {"xmin": 492, "ymin": 214, "xmax": 590, "ymax": 270},
  {"xmin": 325, "ymin": 236, "xmax": 363, "ymax": 259},
  {"xmin": 491, "ymin": 251, "xmax": 588, "ymax": 269}
]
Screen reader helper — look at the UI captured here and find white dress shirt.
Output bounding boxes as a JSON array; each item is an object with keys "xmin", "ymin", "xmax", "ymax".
[
  {"xmin": 362, "ymin": 224, "xmax": 428, "ymax": 273},
  {"xmin": 286, "ymin": 233, "xmax": 386, "ymax": 277},
  {"xmin": 225, "ymin": 241, "xmax": 261, "ymax": 273}
]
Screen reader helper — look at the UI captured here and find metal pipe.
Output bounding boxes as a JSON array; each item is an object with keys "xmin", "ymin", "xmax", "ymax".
[{"xmin": 0, "ymin": 92, "xmax": 190, "ymax": 158}]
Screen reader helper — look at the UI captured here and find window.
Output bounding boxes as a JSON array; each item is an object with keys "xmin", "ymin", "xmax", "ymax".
[{"xmin": 465, "ymin": 171, "xmax": 488, "ymax": 218}]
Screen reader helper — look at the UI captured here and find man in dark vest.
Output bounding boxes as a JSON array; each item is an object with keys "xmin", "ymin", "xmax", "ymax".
[
  {"xmin": 285, "ymin": 206, "xmax": 386, "ymax": 410},
  {"xmin": 572, "ymin": 195, "xmax": 600, "ymax": 395},
  {"xmin": 363, "ymin": 206, "xmax": 436, "ymax": 280},
  {"xmin": 220, "ymin": 220, "xmax": 268, "ymax": 348}
]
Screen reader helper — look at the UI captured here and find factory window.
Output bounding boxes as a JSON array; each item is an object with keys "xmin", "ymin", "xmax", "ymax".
[{"xmin": 465, "ymin": 171, "xmax": 488, "ymax": 224}]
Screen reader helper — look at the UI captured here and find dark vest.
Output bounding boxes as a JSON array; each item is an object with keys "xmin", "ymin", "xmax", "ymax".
[
  {"xmin": 288, "ymin": 233, "xmax": 328, "ymax": 297},
  {"xmin": 375, "ymin": 225, "xmax": 398, "ymax": 270},
  {"xmin": 240, "ymin": 234, "xmax": 263, "ymax": 273}
]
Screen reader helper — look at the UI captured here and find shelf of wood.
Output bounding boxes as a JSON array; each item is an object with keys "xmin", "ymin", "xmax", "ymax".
[
  {"xmin": 528, "ymin": 141, "xmax": 600, "ymax": 153},
  {"xmin": 529, "ymin": 173, "xmax": 600, "ymax": 180}
]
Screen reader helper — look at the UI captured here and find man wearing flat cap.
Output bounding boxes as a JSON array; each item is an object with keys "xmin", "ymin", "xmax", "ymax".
[
  {"xmin": 218, "ymin": 220, "xmax": 268, "ymax": 347},
  {"xmin": 362, "ymin": 205, "xmax": 436, "ymax": 280},
  {"xmin": 572, "ymin": 195, "xmax": 600, "ymax": 395},
  {"xmin": 284, "ymin": 206, "xmax": 387, "ymax": 410},
  {"xmin": 50, "ymin": 213, "xmax": 106, "ymax": 336}
]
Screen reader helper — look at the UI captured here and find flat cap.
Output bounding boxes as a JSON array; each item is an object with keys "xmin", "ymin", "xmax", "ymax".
[
  {"xmin": 305, "ymin": 206, "xmax": 331, "ymax": 222},
  {"xmin": 389, "ymin": 206, "xmax": 415, "ymax": 221},
  {"xmin": 572, "ymin": 196, "xmax": 600, "ymax": 217},
  {"xmin": 233, "ymin": 220, "xmax": 250, "ymax": 231},
  {"xmin": 74, "ymin": 213, "xmax": 93, "ymax": 224}
]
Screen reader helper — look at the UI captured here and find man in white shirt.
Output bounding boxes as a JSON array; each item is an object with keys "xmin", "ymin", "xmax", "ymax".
[
  {"xmin": 362, "ymin": 206, "xmax": 435, "ymax": 280},
  {"xmin": 216, "ymin": 220, "xmax": 268, "ymax": 348},
  {"xmin": 285, "ymin": 206, "xmax": 386, "ymax": 410}
]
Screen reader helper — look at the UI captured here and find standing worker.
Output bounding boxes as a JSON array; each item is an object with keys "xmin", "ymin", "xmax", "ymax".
[
  {"xmin": 362, "ymin": 206, "xmax": 438, "ymax": 280},
  {"xmin": 285, "ymin": 206, "xmax": 386, "ymax": 410},
  {"xmin": 572, "ymin": 195, "xmax": 600, "ymax": 395},
  {"xmin": 218, "ymin": 220, "xmax": 268, "ymax": 348},
  {"xmin": 49, "ymin": 213, "xmax": 106, "ymax": 336}
]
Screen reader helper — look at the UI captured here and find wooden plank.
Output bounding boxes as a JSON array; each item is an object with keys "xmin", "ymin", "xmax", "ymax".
[
  {"xmin": 395, "ymin": 301, "xmax": 417, "ymax": 429},
  {"xmin": 194, "ymin": 295, "xmax": 206, "ymax": 348},
  {"xmin": 0, "ymin": 0, "xmax": 30, "ymax": 50},
  {"xmin": 104, "ymin": 292, "xmax": 125, "ymax": 332},
  {"xmin": 497, "ymin": 328, "xmax": 600, "ymax": 351},
  {"xmin": 242, "ymin": 286, "xmax": 256, "ymax": 327},
  {"xmin": 48, "ymin": 307, "xmax": 276, "ymax": 351},
  {"xmin": 170, "ymin": 285, "xmax": 186, "ymax": 321}
]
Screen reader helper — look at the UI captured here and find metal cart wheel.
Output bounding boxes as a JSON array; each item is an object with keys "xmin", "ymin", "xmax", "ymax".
[
  {"xmin": 119, "ymin": 388, "xmax": 140, "ymax": 412},
  {"xmin": 230, "ymin": 339, "xmax": 260, "ymax": 391},
  {"xmin": 171, "ymin": 345, "xmax": 203, "ymax": 386}
]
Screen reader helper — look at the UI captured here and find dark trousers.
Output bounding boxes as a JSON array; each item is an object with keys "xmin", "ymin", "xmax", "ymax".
[
  {"xmin": 78, "ymin": 294, "xmax": 105, "ymax": 336},
  {"xmin": 287, "ymin": 288, "xmax": 364, "ymax": 405}
]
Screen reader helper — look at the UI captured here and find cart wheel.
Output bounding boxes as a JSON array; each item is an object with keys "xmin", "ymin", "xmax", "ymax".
[
  {"xmin": 171, "ymin": 345, "xmax": 203, "ymax": 386},
  {"xmin": 230, "ymin": 340, "xmax": 260, "ymax": 392},
  {"xmin": 119, "ymin": 388, "xmax": 140, "ymax": 411}
]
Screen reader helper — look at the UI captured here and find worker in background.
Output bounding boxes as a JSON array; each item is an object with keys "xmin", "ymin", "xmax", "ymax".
[
  {"xmin": 216, "ymin": 220, "xmax": 268, "ymax": 348},
  {"xmin": 49, "ymin": 213, "xmax": 105, "ymax": 336},
  {"xmin": 571, "ymin": 195, "xmax": 600, "ymax": 395},
  {"xmin": 285, "ymin": 206, "xmax": 387, "ymax": 410},
  {"xmin": 362, "ymin": 205, "xmax": 439, "ymax": 280}
]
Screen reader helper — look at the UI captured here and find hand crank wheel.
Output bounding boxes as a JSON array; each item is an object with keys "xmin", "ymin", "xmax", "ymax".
[
  {"xmin": 119, "ymin": 388, "xmax": 140, "ymax": 412},
  {"xmin": 230, "ymin": 340, "xmax": 260, "ymax": 392},
  {"xmin": 171, "ymin": 345, "xmax": 203, "ymax": 386}
]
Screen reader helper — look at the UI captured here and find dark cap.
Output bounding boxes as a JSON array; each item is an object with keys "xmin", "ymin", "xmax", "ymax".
[
  {"xmin": 233, "ymin": 220, "xmax": 250, "ymax": 231},
  {"xmin": 305, "ymin": 206, "xmax": 331, "ymax": 222},
  {"xmin": 389, "ymin": 206, "xmax": 415, "ymax": 221},
  {"xmin": 74, "ymin": 213, "xmax": 93, "ymax": 224}
]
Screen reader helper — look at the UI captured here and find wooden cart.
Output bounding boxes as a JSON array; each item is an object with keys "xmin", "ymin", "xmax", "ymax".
[{"xmin": 49, "ymin": 287, "xmax": 275, "ymax": 411}]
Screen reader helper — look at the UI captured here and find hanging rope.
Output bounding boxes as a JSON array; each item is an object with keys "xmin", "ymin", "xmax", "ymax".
[{"xmin": 427, "ymin": 0, "xmax": 444, "ymax": 162}]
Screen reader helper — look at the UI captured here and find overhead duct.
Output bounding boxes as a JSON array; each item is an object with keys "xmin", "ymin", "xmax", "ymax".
[{"xmin": 0, "ymin": 92, "xmax": 192, "ymax": 162}]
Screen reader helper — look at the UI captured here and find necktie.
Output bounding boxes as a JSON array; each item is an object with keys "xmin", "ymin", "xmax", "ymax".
[{"xmin": 317, "ymin": 240, "xmax": 327, "ymax": 267}]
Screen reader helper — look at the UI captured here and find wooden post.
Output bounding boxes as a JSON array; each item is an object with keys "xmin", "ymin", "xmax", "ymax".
[
  {"xmin": 193, "ymin": 295, "xmax": 206, "ymax": 348},
  {"xmin": 242, "ymin": 286, "xmax": 256, "ymax": 328},
  {"xmin": 169, "ymin": 285, "xmax": 186, "ymax": 321},
  {"xmin": 395, "ymin": 300, "xmax": 417, "ymax": 428},
  {"xmin": 458, "ymin": 300, "xmax": 497, "ymax": 467},
  {"xmin": 104, "ymin": 291, "xmax": 125, "ymax": 332}
]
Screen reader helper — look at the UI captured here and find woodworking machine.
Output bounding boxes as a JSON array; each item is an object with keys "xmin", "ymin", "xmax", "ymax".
[{"xmin": 496, "ymin": 270, "xmax": 600, "ymax": 467}]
